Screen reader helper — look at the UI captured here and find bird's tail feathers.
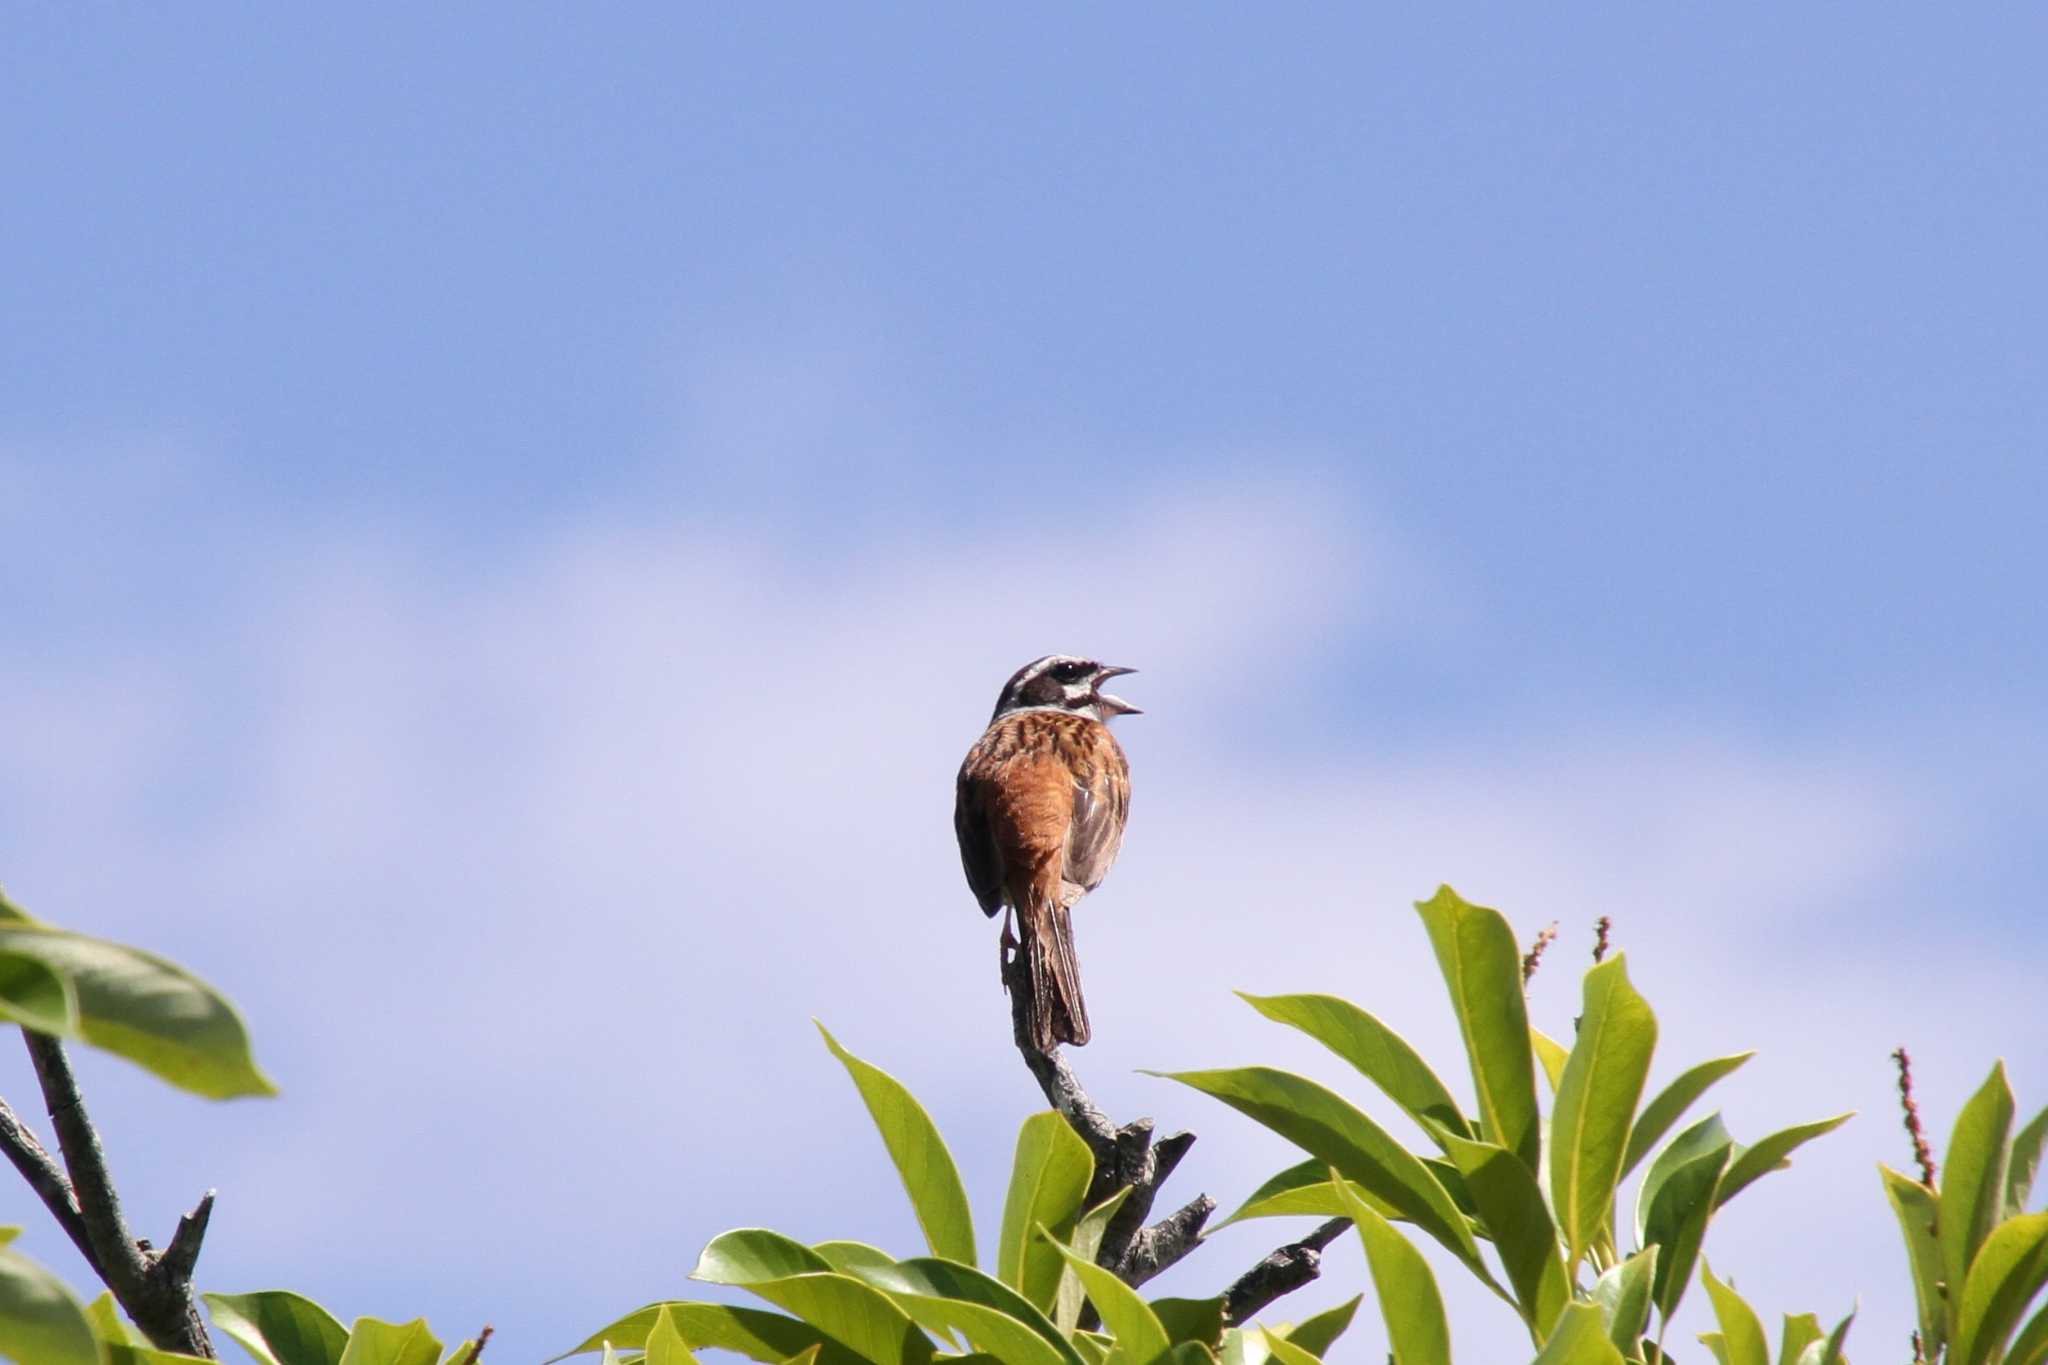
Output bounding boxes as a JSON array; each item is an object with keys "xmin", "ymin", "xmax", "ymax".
[{"xmin": 1023, "ymin": 895, "xmax": 1090, "ymax": 1049}]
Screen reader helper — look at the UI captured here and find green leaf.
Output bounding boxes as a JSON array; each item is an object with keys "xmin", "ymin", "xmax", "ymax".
[
  {"xmin": 0, "ymin": 951, "xmax": 76, "ymax": 1037},
  {"xmin": 204, "ymin": 1290, "xmax": 351, "ymax": 1365},
  {"xmin": 1274, "ymin": 1296, "xmax": 1360, "ymax": 1357},
  {"xmin": 0, "ymin": 1243, "xmax": 98, "ymax": 1365},
  {"xmin": 2006, "ymin": 1303, "xmax": 2048, "ymax": 1365},
  {"xmin": 646, "ymin": 1306, "xmax": 704, "ymax": 1365},
  {"xmin": 1532, "ymin": 1030, "xmax": 1570, "ymax": 1095},
  {"xmin": 1256, "ymin": 1329, "xmax": 1323, "ymax": 1365},
  {"xmin": 814, "ymin": 1242, "xmax": 897, "ymax": 1276},
  {"xmin": 1237, "ymin": 993, "xmax": 1472, "ymax": 1143},
  {"xmin": 547, "ymin": 1302, "xmax": 864, "ymax": 1365},
  {"xmin": 1635, "ymin": 1113, "xmax": 1732, "ymax": 1245},
  {"xmin": 1437, "ymin": 1128, "xmax": 1568, "ymax": 1336},
  {"xmin": 1639, "ymin": 1118, "xmax": 1733, "ymax": 1323},
  {"xmin": 1623, "ymin": 1053, "xmax": 1755, "ymax": 1179},
  {"xmin": 1715, "ymin": 1114, "xmax": 1853, "ymax": 1208},
  {"xmin": 1777, "ymin": 1312, "xmax": 1823, "ymax": 1365},
  {"xmin": 1149, "ymin": 1298, "xmax": 1225, "ymax": 1350},
  {"xmin": 2008, "ymin": 1106, "xmax": 2048, "ymax": 1218},
  {"xmin": 0, "ymin": 922, "xmax": 276, "ymax": 1099},
  {"xmin": 1879, "ymin": 1165, "xmax": 1946, "ymax": 1360},
  {"xmin": 1698, "ymin": 1263, "xmax": 1768, "ymax": 1365},
  {"xmin": 1068, "ymin": 1331, "xmax": 1113, "ymax": 1365},
  {"xmin": 999, "ymin": 1113, "xmax": 1095, "ymax": 1314},
  {"xmin": 1055, "ymin": 1188, "xmax": 1131, "ymax": 1336},
  {"xmin": 1944, "ymin": 1063, "xmax": 2019, "ymax": 1345},
  {"xmin": 1151, "ymin": 1067, "xmax": 1495, "ymax": 1290},
  {"xmin": 693, "ymin": 1229, "xmax": 936, "ymax": 1365},
  {"xmin": 1216, "ymin": 1160, "xmax": 1404, "ymax": 1227},
  {"xmin": 1331, "ymin": 1174, "xmax": 1451, "ymax": 1365},
  {"xmin": 818, "ymin": 1023, "xmax": 977, "ymax": 1267},
  {"xmin": 1952, "ymin": 1211, "xmax": 2048, "ymax": 1365},
  {"xmin": 1589, "ymin": 1247, "xmax": 1657, "ymax": 1354},
  {"xmin": 85, "ymin": 1291, "xmax": 141, "ymax": 1346},
  {"xmin": 858, "ymin": 1257, "xmax": 1078, "ymax": 1365},
  {"xmin": 1044, "ymin": 1231, "xmax": 1170, "ymax": 1365},
  {"xmin": 1532, "ymin": 1303, "xmax": 1627, "ymax": 1365},
  {"xmin": 337, "ymin": 1318, "xmax": 443, "ymax": 1365},
  {"xmin": 1551, "ymin": 955, "xmax": 1657, "ymax": 1271},
  {"xmin": 1415, "ymin": 886, "xmax": 1541, "ymax": 1172},
  {"xmin": 851, "ymin": 1260, "xmax": 1075, "ymax": 1365},
  {"xmin": 1795, "ymin": 1309, "xmax": 1854, "ymax": 1365},
  {"xmin": 696, "ymin": 1229, "xmax": 836, "ymax": 1281}
]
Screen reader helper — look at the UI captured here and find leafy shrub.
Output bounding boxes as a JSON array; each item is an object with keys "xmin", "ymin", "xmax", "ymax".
[{"xmin": 4, "ymin": 882, "xmax": 2047, "ymax": 1365}]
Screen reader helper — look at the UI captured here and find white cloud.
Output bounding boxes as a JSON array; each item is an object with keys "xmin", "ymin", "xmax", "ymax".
[{"xmin": 0, "ymin": 449, "xmax": 2034, "ymax": 1362}]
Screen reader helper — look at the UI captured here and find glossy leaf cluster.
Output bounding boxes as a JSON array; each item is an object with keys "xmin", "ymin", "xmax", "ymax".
[
  {"xmin": 558, "ymin": 1025, "xmax": 1362, "ymax": 1365},
  {"xmin": 1882, "ymin": 1063, "xmax": 2048, "ymax": 1365},
  {"xmin": 1176, "ymin": 886, "xmax": 1855, "ymax": 1365}
]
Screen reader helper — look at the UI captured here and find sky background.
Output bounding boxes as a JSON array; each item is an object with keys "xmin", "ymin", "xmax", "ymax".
[{"xmin": 4, "ymin": 7, "xmax": 2047, "ymax": 1363}]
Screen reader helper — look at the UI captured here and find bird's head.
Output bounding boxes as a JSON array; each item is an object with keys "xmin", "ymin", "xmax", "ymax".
[{"xmin": 991, "ymin": 655, "xmax": 1141, "ymax": 724}]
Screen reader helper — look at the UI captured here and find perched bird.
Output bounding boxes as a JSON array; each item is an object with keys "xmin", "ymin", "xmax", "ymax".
[{"xmin": 954, "ymin": 655, "xmax": 1139, "ymax": 1050}]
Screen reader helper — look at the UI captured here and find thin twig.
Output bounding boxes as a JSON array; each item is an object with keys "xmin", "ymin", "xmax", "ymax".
[
  {"xmin": 24, "ymin": 1031, "xmax": 153, "ymax": 1297},
  {"xmin": 1521, "ymin": 923, "xmax": 1559, "ymax": 985},
  {"xmin": 1893, "ymin": 1047, "xmax": 1938, "ymax": 1188},
  {"xmin": 457, "ymin": 1325, "xmax": 495, "ymax": 1365},
  {"xmin": 0, "ymin": 1093, "xmax": 99, "ymax": 1273},
  {"xmin": 1221, "ymin": 1217, "xmax": 1351, "ymax": 1325},
  {"xmin": 1592, "ymin": 916, "xmax": 1612, "ymax": 964}
]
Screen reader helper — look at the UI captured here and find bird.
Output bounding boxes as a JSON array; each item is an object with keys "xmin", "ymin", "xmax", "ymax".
[{"xmin": 954, "ymin": 655, "xmax": 1139, "ymax": 1050}]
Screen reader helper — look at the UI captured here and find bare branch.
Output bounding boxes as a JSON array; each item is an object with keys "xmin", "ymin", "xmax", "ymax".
[
  {"xmin": 1122, "ymin": 1194, "xmax": 1215, "ymax": 1289},
  {"xmin": 0, "ymin": 1093, "xmax": 99, "ymax": 1273},
  {"xmin": 1148, "ymin": 1130, "xmax": 1196, "ymax": 1192},
  {"xmin": 159, "ymin": 1190, "xmax": 216, "ymax": 1283},
  {"xmin": 1221, "ymin": 1217, "xmax": 1351, "ymax": 1326},
  {"xmin": 1011, "ymin": 1024, "xmax": 1117, "ymax": 1150},
  {"xmin": 21, "ymin": 1031, "xmax": 216, "ymax": 1358},
  {"xmin": 24, "ymin": 1031, "xmax": 152, "ymax": 1297},
  {"xmin": 457, "ymin": 1325, "xmax": 496, "ymax": 1365},
  {"xmin": 999, "ymin": 933, "xmax": 1345, "ymax": 1325}
]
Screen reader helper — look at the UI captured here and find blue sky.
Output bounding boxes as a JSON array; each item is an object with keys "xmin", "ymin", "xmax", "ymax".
[{"xmin": 4, "ymin": 8, "xmax": 2046, "ymax": 1362}]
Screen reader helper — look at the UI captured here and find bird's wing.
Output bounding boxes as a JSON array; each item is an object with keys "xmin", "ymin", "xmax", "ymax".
[
  {"xmin": 954, "ymin": 766, "xmax": 1006, "ymax": 917},
  {"xmin": 1063, "ymin": 746, "xmax": 1129, "ymax": 893}
]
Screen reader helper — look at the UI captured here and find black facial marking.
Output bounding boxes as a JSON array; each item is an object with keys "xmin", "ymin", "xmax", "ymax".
[{"xmin": 1018, "ymin": 672, "xmax": 1066, "ymax": 707}]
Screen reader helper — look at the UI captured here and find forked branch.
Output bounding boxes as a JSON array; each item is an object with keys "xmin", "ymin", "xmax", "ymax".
[
  {"xmin": 1002, "ymin": 951, "xmax": 1340, "ymax": 1321},
  {"xmin": 14, "ymin": 1030, "xmax": 217, "ymax": 1357}
]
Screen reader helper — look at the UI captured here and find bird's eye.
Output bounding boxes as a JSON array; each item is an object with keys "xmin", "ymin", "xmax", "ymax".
[{"xmin": 1052, "ymin": 660, "xmax": 1091, "ymax": 682}]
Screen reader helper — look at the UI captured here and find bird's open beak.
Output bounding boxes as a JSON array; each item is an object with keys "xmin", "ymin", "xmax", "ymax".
[{"xmin": 1094, "ymin": 666, "xmax": 1141, "ymax": 716}]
